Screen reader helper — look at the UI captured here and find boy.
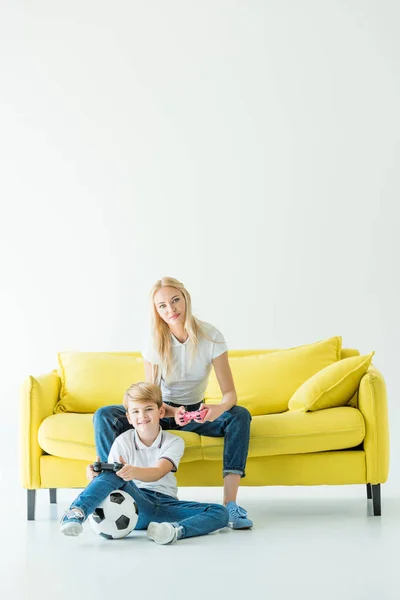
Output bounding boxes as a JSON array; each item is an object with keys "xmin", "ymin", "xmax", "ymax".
[{"xmin": 60, "ymin": 382, "xmax": 229, "ymax": 544}]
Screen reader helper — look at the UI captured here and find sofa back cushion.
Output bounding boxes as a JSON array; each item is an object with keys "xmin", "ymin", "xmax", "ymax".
[
  {"xmin": 55, "ymin": 338, "xmax": 354, "ymax": 415},
  {"xmin": 55, "ymin": 352, "xmax": 145, "ymax": 413},
  {"xmin": 205, "ymin": 336, "xmax": 343, "ymax": 415}
]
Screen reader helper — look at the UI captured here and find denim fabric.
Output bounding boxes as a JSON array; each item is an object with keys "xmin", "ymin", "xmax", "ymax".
[
  {"xmin": 72, "ymin": 471, "xmax": 228, "ymax": 539},
  {"xmin": 93, "ymin": 404, "xmax": 252, "ymax": 477}
]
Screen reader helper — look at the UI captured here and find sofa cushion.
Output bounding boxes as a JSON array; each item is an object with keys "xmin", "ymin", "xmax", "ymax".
[
  {"xmin": 288, "ymin": 353, "xmax": 374, "ymax": 412},
  {"xmin": 38, "ymin": 413, "xmax": 203, "ymax": 463},
  {"xmin": 55, "ymin": 340, "xmax": 345, "ymax": 416},
  {"xmin": 38, "ymin": 405, "xmax": 364, "ymax": 463},
  {"xmin": 201, "ymin": 406, "xmax": 365, "ymax": 459},
  {"xmin": 55, "ymin": 352, "xmax": 145, "ymax": 413},
  {"xmin": 205, "ymin": 336, "xmax": 342, "ymax": 415}
]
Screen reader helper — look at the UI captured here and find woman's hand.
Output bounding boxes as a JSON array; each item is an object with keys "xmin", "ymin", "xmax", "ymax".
[
  {"xmin": 86, "ymin": 456, "xmax": 100, "ymax": 481},
  {"xmin": 174, "ymin": 405, "xmax": 186, "ymax": 426},
  {"xmin": 197, "ymin": 403, "xmax": 226, "ymax": 423},
  {"xmin": 116, "ymin": 456, "xmax": 137, "ymax": 481}
]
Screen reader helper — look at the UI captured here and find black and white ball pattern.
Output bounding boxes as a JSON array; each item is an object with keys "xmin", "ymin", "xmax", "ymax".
[{"xmin": 89, "ymin": 490, "xmax": 138, "ymax": 539}]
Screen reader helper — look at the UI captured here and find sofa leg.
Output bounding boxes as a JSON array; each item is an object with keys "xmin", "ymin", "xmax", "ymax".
[
  {"xmin": 49, "ymin": 489, "xmax": 57, "ymax": 504},
  {"xmin": 371, "ymin": 484, "xmax": 381, "ymax": 516},
  {"xmin": 366, "ymin": 483, "xmax": 372, "ymax": 499},
  {"xmin": 27, "ymin": 490, "xmax": 36, "ymax": 521}
]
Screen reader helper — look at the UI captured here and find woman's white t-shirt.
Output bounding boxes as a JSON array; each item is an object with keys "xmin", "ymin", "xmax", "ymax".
[{"xmin": 142, "ymin": 322, "xmax": 228, "ymax": 406}]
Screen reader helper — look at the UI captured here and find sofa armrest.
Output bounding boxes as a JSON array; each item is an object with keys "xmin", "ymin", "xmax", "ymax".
[
  {"xmin": 357, "ymin": 365, "xmax": 390, "ymax": 484},
  {"xmin": 20, "ymin": 371, "xmax": 61, "ymax": 489}
]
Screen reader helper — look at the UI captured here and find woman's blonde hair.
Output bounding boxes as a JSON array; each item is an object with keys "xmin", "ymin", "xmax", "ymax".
[
  {"xmin": 123, "ymin": 382, "xmax": 163, "ymax": 410},
  {"xmin": 148, "ymin": 276, "xmax": 209, "ymax": 384}
]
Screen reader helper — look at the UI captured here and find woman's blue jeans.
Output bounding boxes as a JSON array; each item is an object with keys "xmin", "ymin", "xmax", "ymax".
[
  {"xmin": 72, "ymin": 471, "xmax": 228, "ymax": 539},
  {"xmin": 94, "ymin": 404, "xmax": 252, "ymax": 478}
]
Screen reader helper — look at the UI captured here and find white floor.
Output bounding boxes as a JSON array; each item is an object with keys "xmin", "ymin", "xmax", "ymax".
[{"xmin": 2, "ymin": 481, "xmax": 399, "ymax": 600}]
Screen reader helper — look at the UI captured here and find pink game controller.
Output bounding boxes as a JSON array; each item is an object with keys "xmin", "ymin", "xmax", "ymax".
[{"xmin": 178, "ymin": 408, "xmax": 209, "ymax": 426}]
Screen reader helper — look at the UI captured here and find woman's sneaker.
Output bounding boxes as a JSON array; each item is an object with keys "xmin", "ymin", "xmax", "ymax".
[
  {"xmin": 226, "ymin": 502, "xmax": 253, "ymax": 529},
  {"xmin": 147, "ymin": 522, "xmax": 179, "ymax": 545},
  {"xmin": 60, "ymin": 508, "xmax": 85, "ymax": 536}
]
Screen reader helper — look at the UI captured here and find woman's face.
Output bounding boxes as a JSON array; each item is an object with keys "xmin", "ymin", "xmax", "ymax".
[{"xmin": 154, "ymin": 286, "xmax": 186, "ymax": 327}]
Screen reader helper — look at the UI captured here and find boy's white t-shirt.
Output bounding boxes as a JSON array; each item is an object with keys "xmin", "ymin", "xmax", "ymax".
[
  {"xmin": 142, "ymin": 321, "xmax": 228, "ymax": 406},
  {"xmin": 108, "ymin": 428, "xmax": 184, "ymax": 499}
]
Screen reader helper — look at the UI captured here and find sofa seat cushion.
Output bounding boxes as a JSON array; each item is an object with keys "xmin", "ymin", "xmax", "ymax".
[
  {"xmin": 38, "ymin": 406, "xmax": 365, "ymax": 464},
  {"xmin": 201, "ymin": 406, "xmax": 365, "ymax": 460},
  {"xmin": 38, "ymin": 414, "xmax": 203, "ymax": 463}
]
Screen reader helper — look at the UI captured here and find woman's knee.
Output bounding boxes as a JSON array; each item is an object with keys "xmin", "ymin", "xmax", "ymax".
[
  {"xmin": 93, "ymin": 406, "xmax": 111, "ymax": 427},
  {"xmin": 229, "ymin": 404, "xmax": 252, "ymax": 423},
  {"xmin": 93, "ymin": 405, "xmax": 123, "ymax": 427}
]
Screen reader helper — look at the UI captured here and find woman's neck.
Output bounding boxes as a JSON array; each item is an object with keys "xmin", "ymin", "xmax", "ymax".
[{"xmin": 169, "ymin": 324, "xmax": 188, "ymax": 344}]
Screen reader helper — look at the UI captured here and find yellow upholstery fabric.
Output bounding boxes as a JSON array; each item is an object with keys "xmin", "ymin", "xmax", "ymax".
[
  {"xmin": 56, "ymin": 352, "xmax": 145, "ymax": 413},
  {"xmin": 20, "ymin": 371, "xmax": 60, "ymax": 489},
  {"xmin": 340, "ymin": 349, "xmax": 360, "ymax": 359},
  {"xmin": 358, "ymin": 366, "xmax": 390, "ymax": 484},
  {"xmin": 37, "ymin": 406, "xmax": 364, "ymax": 462},
  {"xmin": 38, "ymin": 414, "xmax": 202, "ymax": 463},
  {"xmin": 201, "ymin": 407, "xmax": 364, "ymax": 459},
  {"xmin": 288, "ymin": 353, "xmax": 374, "ymax": 412},
  {"xmin": 227, "ymin": 348, "xmax": 359, "ymax": 359},
  {"xmin": 38, "ymin": 414, "xmax": 95, "ymax": 461},
  {"xmin": 55, "ymin": 341, "xmax": 348, "ymax": 416},
  {"xmin": 205, "ymin": 336, "xmax": 342, "ymax": 414},
  {"xmin": 20, "ymin": 348, "xmax": 390, "ymax": 494},
  {"xmin": 39, "ymin": 450, "xmax": 367, "ymax": 489}
]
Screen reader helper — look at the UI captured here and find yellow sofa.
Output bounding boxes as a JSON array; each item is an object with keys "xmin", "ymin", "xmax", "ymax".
[{"xmin": 20, "ymin": 344, "xmax": 390, "ymax": 520}]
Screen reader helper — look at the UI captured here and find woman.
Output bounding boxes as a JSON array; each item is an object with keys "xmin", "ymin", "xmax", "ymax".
[{"xmin": 94, "ymin": 277, "xmax": 253, "ymax": 529}]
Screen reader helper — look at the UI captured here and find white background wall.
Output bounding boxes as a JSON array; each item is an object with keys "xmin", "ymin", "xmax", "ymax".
[{"xmin": 1, "ymin": 1, "xmax": 399, "ymax": 490}]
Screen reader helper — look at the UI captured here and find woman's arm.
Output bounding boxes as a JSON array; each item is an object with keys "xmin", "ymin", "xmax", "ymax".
[
  {"xmin": 212, "ymin": 352, "xmax": 238, "ymax": 410},
  {"xmin": 201, "ymin": 352, "xmax": 237, "ymax": 422},
  {"xmin": 144, "ymin": 359, "xmax": 153, "ymax": 383}
]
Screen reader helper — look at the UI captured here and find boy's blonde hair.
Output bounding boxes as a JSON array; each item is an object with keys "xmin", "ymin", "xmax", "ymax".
[{"xmin": 123, "ymin": 382, "xmax": 163, "ymax": 410}]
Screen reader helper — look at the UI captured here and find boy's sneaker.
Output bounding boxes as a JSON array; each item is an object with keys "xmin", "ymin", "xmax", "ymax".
[
  {"xmin": 226, "ymin": 502, "xmax": 253, "ymax": 530},
  {"xmin": 147, "ymin": 522, "xmax": 179, "ymax": 545},
  {"xmin": 60, "ymin": 508, "xmax": 85, "ymax": 536}
]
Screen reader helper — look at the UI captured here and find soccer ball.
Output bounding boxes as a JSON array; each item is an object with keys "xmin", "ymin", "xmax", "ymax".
[{"xmin": 89, "ymin": 490, "xmax": 139, "ymax": 539}]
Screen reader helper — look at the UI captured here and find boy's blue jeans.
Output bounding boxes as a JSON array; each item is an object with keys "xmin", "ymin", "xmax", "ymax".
[
  {"xmin": 71, "ymin": 471, "xmax": 229, "ymax": 539},
  {"xmin": 94, "ymin": 404, "xmax": 252, "ymax": 478}
]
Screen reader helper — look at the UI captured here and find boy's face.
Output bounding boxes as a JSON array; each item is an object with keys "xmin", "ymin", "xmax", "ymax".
[{"xmin": 126, "ymin": 399, "xmax": 165, "ymax": 433}]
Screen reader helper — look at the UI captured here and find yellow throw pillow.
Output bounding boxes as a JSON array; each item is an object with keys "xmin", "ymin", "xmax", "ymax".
[
  {"xmin": 205, "ymin": 336, "xmax": 342, "ymax": 415},
  {"xmin": 288, "ymin": 352, "xmax": 374, "ymax": 412},
  {"xmin": 55, "ymin": 352, "xmax": 145, "ymax": 413}
]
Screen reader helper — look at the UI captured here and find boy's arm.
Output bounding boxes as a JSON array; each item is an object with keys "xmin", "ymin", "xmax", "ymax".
[
  {"xmin": 116, "ymin": 457, "xmax": 174, "ymax": 482},
  {"xmin": 116, "ymin": 435, "xmax": 185, "ymax": 482}
]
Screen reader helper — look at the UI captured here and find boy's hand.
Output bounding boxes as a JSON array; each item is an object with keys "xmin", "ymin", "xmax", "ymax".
[
  {"xmin": 116, "ymin": 456, "xmax": 137, "ymax": 481},
  {"xmin": 174, "ymin": 405, "xmax": 186, "ymax": 426},
  {"xmin": 86, "ymin": 456, "xmax": 100, "ymax": 481}
]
